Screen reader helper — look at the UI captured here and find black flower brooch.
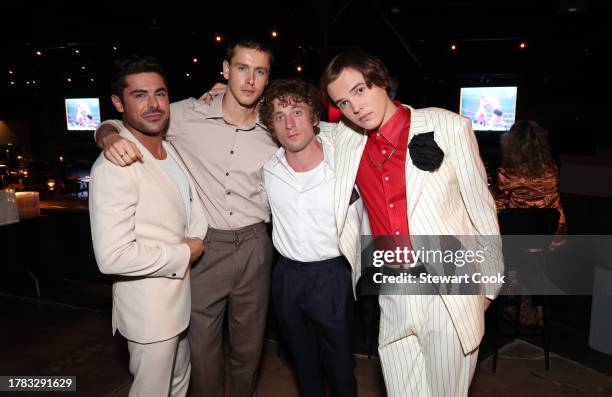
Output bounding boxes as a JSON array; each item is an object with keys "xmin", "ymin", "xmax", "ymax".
[{"xmin": 408, "ymin": 131, "xmax": 444, "ymax": 172}]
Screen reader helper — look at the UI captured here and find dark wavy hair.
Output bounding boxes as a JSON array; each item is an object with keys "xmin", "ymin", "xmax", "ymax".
[
  {"xmin": 259, "ymin": 79, "xmax": 323, "ymax": 139},
  {"xmin": 500, "ymin": 120, "xmax": 554, "ymax": 177},
  {"xmin": 319, "ymin": 50, "xmax": 391, "ymax": 107},
  {"xmin": 110, "ymin": 55, "xmax": 167, "ymax": 100}
]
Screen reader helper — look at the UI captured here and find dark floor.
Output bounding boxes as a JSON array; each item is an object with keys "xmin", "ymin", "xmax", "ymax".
[{"xmin": 1, "ymin": 272, "xmax": 612, "ymax": 396}]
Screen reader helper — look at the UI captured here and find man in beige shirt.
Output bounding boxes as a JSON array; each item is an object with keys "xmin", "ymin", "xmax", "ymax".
[{"xmin": 95, "ymin": 39, "xmax": 278, "ymax": 397}]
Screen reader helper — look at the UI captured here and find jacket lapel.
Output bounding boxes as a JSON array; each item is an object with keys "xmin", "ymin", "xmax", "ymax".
[
  {"xmin": 119, "ymin": 129, "xmax": 187, "ymax": 223},
  {"xmin": 405, "ymin": 106, "xmax": 434, "ymax": 216},
  {"xmin": 334, "ymin": 122, "xmax": 367, "ymax": 233}
]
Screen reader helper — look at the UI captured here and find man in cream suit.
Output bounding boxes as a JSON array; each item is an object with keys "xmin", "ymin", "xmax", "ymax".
[
  {"xmin": 320, "ymin": 51, "xmax": 503, "ymax": 397},
  {"xmin": 89, "ymin": 55, "xmax": 207, "ymax": 397}
]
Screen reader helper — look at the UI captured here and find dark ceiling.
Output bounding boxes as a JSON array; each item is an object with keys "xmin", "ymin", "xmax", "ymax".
[
  {"xmin": 1, "ymin": 0, "xmax": 610, "ymax": 110},
  {"xmin": 1, "ymin": 0, "xmax": 610, "ymax": 160}
]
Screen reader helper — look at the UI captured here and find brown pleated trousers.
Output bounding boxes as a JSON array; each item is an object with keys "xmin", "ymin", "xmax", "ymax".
[{"xmin": 188, "ymin": 223, "xmax": 274, "ymax": 397}]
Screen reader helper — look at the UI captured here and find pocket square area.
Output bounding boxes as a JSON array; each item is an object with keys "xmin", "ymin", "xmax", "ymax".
[{"xmin": 408, "ymin": 131, "xmax": 444, "ymax": 171}]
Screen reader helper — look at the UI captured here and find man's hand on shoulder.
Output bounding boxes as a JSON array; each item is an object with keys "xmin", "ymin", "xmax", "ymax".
[
  {"xmin": 103, "ymin": 133, "xmax": 144, "ymax": 167},
  {"xmin": 199, "ymin": 83, "xmax": 227, "ymax": 103}
]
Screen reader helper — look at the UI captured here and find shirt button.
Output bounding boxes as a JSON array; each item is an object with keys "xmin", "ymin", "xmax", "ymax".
[
  {"xmin": 395, "ymin": 231, "xmax": 400, "ymax": 236},
  {"xmin": 377, "ymin": 133, "xmax": 381, "ymax": 137},
  {"xmin": 382, "ymin": 150, "xmax": 387, "ymax": 155},
  {"xmin": 172, "ymin": 273, "xmax": 176, "ymax": 277},
  {"xmin": 389, "ymin": 203, "xmax": 394, "ymax": 208},
  {"xmin": 230, "ymin": 150, "xmax": 234, "ymax": 154},
  {"xmin": 229, "ymin": 211, "xmax": 233, "ymax": 216},
  {"xmin": 226, "ymin": 191, "xmax": 231, "ymax": 195},
  {"xmin": 226, "ymin": 172, "xmax": 230, "ymax": 176},
  {"xmin": 384, "ymin": 176, "xmax": 389, "ymax": 181}
]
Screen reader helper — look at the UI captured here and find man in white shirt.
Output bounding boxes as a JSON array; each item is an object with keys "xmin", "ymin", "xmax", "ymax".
[
  {"xmin": 89, "ymin": 55, "xmax": 207, "ymax": 397},
  {"xmin": 259, "ymin": 79, "xmax": 358, "ymax": 397}
]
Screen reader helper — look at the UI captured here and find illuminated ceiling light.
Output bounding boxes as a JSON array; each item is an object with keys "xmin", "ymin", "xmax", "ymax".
[
  {"xmin": 35, "ymin": 50, "xmax": 42, "ymax": 56},
  {"xmin": 185, "ymin": 72, "xmax": 190, "ymax": 77},
  {"xmin": 74, "ymin": 49, "xmax": 80, "ymax": 54},
  {"xmin": 26, "ymin": 81, "xmax": 30, "ymax": 85},
  {"xmin": 112, "ymin": 46, "xmax": 118, "ymax": 51},
  {"xmin": 215, "ymin": 35, "xmax": 222, "ymax": 42},
  {"xmin": 81, "ymin": 66, "xmax": 86, "ymax": 70},
  {"xmin": 90, "ymin": 78, "xmax": 95, "ymax": 82},
  {"xmin": 8, "ymin": 70, "xmax": 14, "ymax": 75},
  {"xmin": 271, "ymin": 31, "xmax": 278, "ymax": 38},
  {"xmin": 67, "ymin": 78, "xmax": 72, "ymax": 82},
  {"xmin": 59, "ymin": 156, "xmax": 64, "ymax": 161},
  {"xmin": 219, "ymin": 71, "xmax": 223, "ymax": 75},
  {"xmin": 519, "ymin": 42, "xmax": 527, "ymax": 49},
  {"xmin": 9, "ymin": 81, "xmax": 15, "ymax": 85},
  {"xmin": 192, "ymin": 57, "xmax": 199, "ymax": 63},
  {"xmin": 450, "ymin": 43, "xmax": 457, "ymax": 51},
  {"xmin": 296, "ymin": 65, "xmax": 302, "ymax": 72}
]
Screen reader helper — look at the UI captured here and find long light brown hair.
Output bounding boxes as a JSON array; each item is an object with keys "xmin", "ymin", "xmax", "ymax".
[{"xmin": 500, "ymin": 120, "xmax": 554, "ymax": 177}]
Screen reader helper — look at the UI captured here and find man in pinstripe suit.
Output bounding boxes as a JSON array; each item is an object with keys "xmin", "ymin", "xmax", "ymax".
[{"xmin": 320, "ymin": 51, "xmax": 503, "ymax": 397}]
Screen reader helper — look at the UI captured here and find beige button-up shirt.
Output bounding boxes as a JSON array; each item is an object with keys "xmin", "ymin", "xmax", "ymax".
[{"xmin": 100, "ymin": 93, "xmax": 279, "ymax": 230}]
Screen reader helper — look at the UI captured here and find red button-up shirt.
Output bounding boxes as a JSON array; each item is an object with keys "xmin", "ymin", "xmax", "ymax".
[{"xmin": 356, "ymin": 105, "xmax": 411, "ymax": 237}]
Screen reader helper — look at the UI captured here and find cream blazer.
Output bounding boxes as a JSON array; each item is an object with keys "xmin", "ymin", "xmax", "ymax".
[
  {"xmin": 89, "ymin": 125, "xmax": 207, "ymax": 343},
  {"xmin": 324, "ymin": 106, "xmax": 503, "ymax": 354}
]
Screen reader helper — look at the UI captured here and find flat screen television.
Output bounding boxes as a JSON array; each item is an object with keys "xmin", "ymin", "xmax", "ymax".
[
  {"xmin": 65, "ymin": 98, "xmax": 101, "ymax": 131},
  {"xmin": 459, "ymin": 86, "xmax": 517, "ymax": 131}
]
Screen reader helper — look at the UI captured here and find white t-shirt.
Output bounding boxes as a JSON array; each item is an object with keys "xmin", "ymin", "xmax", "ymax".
[{"xmin": 157, "ymin": 153, "xmax": 191, "ymax": 222}]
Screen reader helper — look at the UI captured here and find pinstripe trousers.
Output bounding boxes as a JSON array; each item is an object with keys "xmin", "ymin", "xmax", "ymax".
[{"xmin": 378, "ymin": 295, "xmax": 478, "ymax": 397}]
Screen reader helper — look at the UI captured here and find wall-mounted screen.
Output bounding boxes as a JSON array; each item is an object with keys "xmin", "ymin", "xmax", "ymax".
[
  {"xmin": 65, "ymin": 98, "xmax": 101, "ymax": 131},
  {"xmin": 459, "ymin": 86, "xmax": 517, "ymax": 131}
]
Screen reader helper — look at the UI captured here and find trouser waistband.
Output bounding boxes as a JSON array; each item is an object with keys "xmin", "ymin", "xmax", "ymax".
[
  {"xmin": 279, "ymin": 255, "xmax": 348, "ymax": 270},
  {"xmin": 205, "ymin": 222, "xmax": 267, "ymax": 244}
]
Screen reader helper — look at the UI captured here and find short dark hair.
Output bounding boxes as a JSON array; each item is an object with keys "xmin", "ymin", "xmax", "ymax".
[
  {"xmin": 110, "ymin": 55, "xmax": 168, "ymax": 99},
  {"xmin": 226, "ymin": 38, "xmax": 275, "ymax": 66},
  {"xmin": 259, "ymin": 79, "xmax": 323, "ymax": 139},
  {"xmin": 319, "ymin": 50, "xmax": 391, "ymax": 106}
]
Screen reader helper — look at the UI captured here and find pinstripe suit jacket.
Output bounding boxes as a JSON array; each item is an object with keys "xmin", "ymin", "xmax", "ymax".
[{"xmin": 320, "ymin": 105, "xmax": 503, "ymax": 354}]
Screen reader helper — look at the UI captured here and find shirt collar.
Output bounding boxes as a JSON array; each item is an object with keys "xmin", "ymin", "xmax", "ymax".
[
  {"xmin": 197, "ymin": 92, "xmax": 266, "ymax": 131},
  {"xmin": 267, "ymin": 136, "xmax": 334, "ymax": 172},
  {"xmin": 369, "ymin": 101, "xmax": 410, "ymax": 146}
]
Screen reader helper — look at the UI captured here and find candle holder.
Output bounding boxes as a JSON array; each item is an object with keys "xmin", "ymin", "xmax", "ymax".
[
  {"xmin": 15, "ymin": 191, "xmax": 40, "ymax": 219},
  {"xmin": 0, "ymin": 189, "xmax": 19, "ymax": 225}
]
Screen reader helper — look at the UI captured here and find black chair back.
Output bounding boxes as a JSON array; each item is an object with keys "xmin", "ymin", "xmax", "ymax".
[{"xmin": 498, "ymin": 208, "xmax": 560, "ymax": 236}]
